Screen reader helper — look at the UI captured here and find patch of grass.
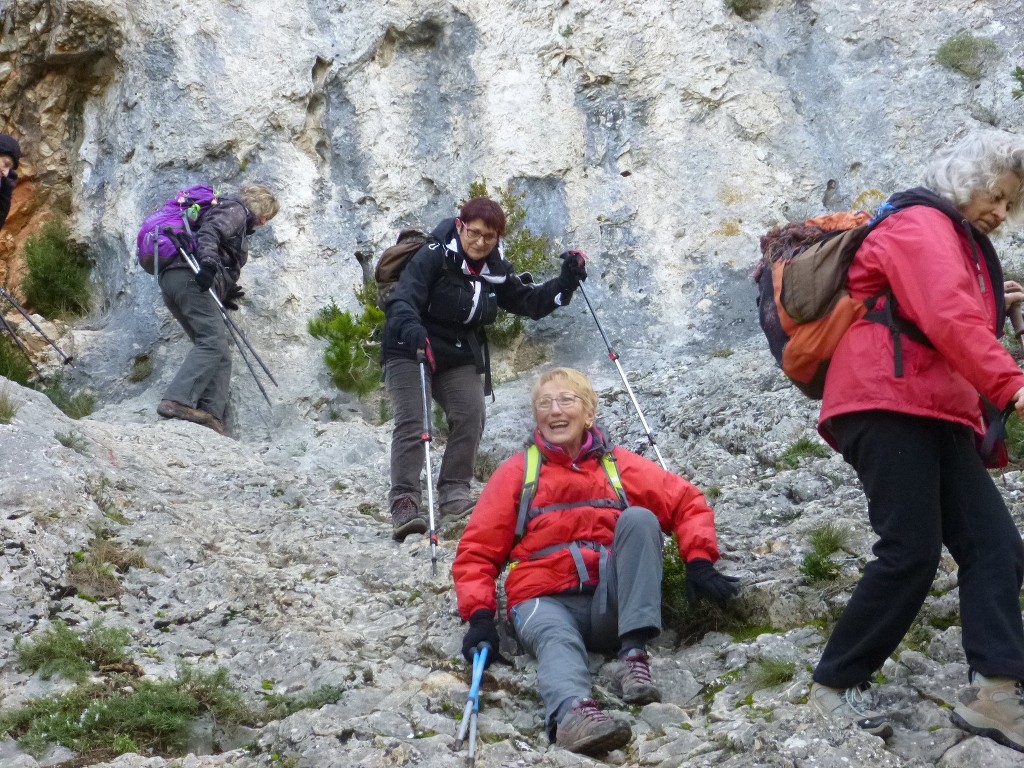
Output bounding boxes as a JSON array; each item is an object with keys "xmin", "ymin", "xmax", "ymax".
[
  {"xmin": 936, "ymin": 32, "xmax": 1000, "ymax": 80},
  {"xmin": 0, "ymin": 334, "xmax": 33, "ymax": 385},
  {"xmin": 725, "ymin": 0, "xmax": 768, "ymax": 21},
  {"xmin": 263, "ymin": 686, "xmax": 346, "ymax": 721},
  {"xmin": 746, "ymin": 658, "xmax": 796, "ymax": 690},
  {"xmin": 55, "ymin": 430, "xmax": 89, "ymax": 455},
  {"xmin": 127, "ymin": 353, "xmax": 154, "ymax": 383},
  {"xmin": 704, "ymin": 485, "xmax": 722, "ymax": 501},
  {"xmin": 800, "ymin": 552, "xmax": 841, "ymax": 582},
  {"xmin": 69, "ymin": 534, "xmax": 147, "ymax": 600},
  {"xmin": 20, "ymin": 219, "xmax": 93, "ymax": 319},
  {"xmin": 0, "ymin": 386, "xmax": 17, "ymax": 424},
  {"xmin": 662, "ymin": 538, "xmax": 754, "ymax": 643},
  {"xmin": 799, "ymin": 522, "xmax": 851, "ymax": 583},
  {"xmin": 39, "ymin": 374, "xmax": 95, "ymax": 418},
  {"xmin": 15, "ymin": 619, "xmax": 132, "ymax": 683},
  {"xmin": 778, "ymin": 435, "xmax": 830, "ymax": 469}
]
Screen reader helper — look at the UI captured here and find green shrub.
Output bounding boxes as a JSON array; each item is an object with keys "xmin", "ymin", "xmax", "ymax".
[
  {"xmin": 56, "ymin": 430, "xmax": 89, "ymax": 455},
  {"xmin": 15, "ymin": 620, "xmax": 132, "ymax": 683},
  {"xmin": 799, "ymin": 522, "xmax": 851, "ymax": 583},
  {"xmin": 746, "ymin": 658, "xmax": 796, "ymax": 690},
  {"xmin": 127, "ymin": 353, "xmax": 154, "ymax": 383},
  {"xmin": 0, "ymin": 386, "xmax": 17, "ymax": 424},
  {"xmin": 778, "ymin": 435, "xmax": 830, "ymax": 469},
  {"xmin": 0, "ymin": 334, "xmax": 33, "ymax": 385},
  {"xmin": 308, "ymin": 301, "xmax": 384, "ymax": 395},
  {"xmin": 936, "ymin": 33, "xmax": 1000, "ymax": 80},
  {"xmin": 20, "ymin": 219, "xmax": 93, "ymax": 319},
  {"xmin": 661, "ymin": 537, "xmax": 751, "ymax": 643},
  {"xmin": 1014, "ymin": 66, "xmax": 1024, "ymax": 99},
  {"xmin": 39, "ymin": 374, "xmax": 96, "ymax": 418},
  {"xmin": 725, "ymin": 0, "xmax": 768, "ymax": 21},
  {"xmin": 1008, "ymin": 414, "xmax": 1024, "ymax": 465}
]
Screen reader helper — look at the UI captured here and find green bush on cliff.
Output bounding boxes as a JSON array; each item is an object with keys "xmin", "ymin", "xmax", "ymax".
[
  {"xmin": 936, "ymin": 33, "xmax": 1000, "ymax": 80},
  {"xmin": 20, "ymin": 219, "xmax": 93, "ymax": 319}
]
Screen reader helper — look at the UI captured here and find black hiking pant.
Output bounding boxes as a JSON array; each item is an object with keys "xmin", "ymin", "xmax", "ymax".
[{"xmin": 814, "ymin": 410, "xmax": 1024, "ymax": 688}]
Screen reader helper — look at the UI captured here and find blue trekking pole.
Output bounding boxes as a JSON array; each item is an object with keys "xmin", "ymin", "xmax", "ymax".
[
  {"xmin": 577, "ymin": 284, "xmax": 668, "ymax": 470},
  {"xmin": 454, "ymin": 643, "xmax": 489, "ymax": 765}
]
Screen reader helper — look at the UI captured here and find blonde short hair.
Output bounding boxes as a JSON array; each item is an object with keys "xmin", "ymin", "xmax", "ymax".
[
  {"xmin": 531, "ymin": 367, "xmax": 598, "ymax": 415},
  {"xmin": 238, "ymin": 182, "xmax": 280, "ymax": 222},
  {"xmin": 923, "ymin": 130, "xmax": 1024, "ymax": 224}
]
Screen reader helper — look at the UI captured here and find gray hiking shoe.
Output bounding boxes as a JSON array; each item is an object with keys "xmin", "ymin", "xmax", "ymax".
[
  {"xmin": 157, "ymin": 399, "xmax": 214, "ymax": 427},
  {"xmin": 439, "ymin": 498, "xmax": 475, "ymax": 521},
  {"xmin": 809, "ymin": 682, "xmax": 893, "ymax": 738},
  {"xmin": 952, "ymin": 677, "xmax": 1024, "ymax": 753},
  {"xmin": 604, "ymin": 648, "xmax": 662, "ymax": 705},
  {"xmin": 391, "ymin": 497, "xmax": 427, "ymax": 542},
  {"xmin": 555, "ymin": 698, "xmax": 632, "ymax": 756}
]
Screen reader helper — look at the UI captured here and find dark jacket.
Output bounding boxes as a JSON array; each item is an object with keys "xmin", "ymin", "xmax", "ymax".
[
  {"xmin": 161, "ymin": 196, "xmax": 256, "ymax": 299},
  {"xmin": 820, "ymin": 188, "xmax": 1024, "ymax": 443},
  {"xmin": 0, "ymin": 134, "xmax": 21, "ymax": 233},
  {"xmin": 382, "ymin": 218, "xmax": 570, "ymax": 384}
]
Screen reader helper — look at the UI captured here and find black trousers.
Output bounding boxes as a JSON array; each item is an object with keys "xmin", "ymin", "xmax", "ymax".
[{"xmin": 813, "ymin": 410, "xmax": 1024, "ymax": 688}]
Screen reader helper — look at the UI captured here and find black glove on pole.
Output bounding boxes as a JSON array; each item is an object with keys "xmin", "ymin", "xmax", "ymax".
[
  {"xmin": 194, "ymin": 263, "xmax": 216, "ymax": 292},
  {"xmin": 686, "ymin": 558, "xmax": 741, "ymax": 602},
  {"xmin": 462, "ymin": 609, "xmax": 511, "ymax": 667},
  {"xmin": 558, "ymin": 250, "xmax": 588, "ymax": 292}
]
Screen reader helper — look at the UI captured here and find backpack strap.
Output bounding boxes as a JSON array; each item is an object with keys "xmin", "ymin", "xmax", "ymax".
[
  {"xmin": 863, "ymin": 290, "xmax": 934, "ymax": 378},
  {"xmin": 516, "ymin": 444, "xmax": 543, "ymax": 538}
]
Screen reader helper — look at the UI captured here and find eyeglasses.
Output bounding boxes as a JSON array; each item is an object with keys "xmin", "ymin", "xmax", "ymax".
[
  {"xmin": 458, "ymin": 221, "xmax": 498, "ymax": 245},
  {"xmin": 534, "ymin": 393, "xmax": 583, "ymax": 411}
]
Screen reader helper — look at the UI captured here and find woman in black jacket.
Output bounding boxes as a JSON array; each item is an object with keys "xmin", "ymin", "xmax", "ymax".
[
  {"xmin": 0, "ymin": 134, "xmax": 23, "ymax": 231},
  {"xmin": 383, "ymin": 197, "xmax": 587, "ymax": 541}
]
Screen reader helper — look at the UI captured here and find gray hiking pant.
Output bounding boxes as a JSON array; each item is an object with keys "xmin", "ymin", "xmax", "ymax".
[
  {"xmin": 384, "ymin": 358, "xmax": 485, "ymax": 511},
  {"xmin": 510, "ymin": 506, "xmax": 664, "ymax": 732},
  {"xmin": 160, "ymin": 268, "xmax": 232, "ymax": 421}
]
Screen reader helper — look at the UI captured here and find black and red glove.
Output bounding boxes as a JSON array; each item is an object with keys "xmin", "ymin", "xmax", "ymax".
[{"xmin": 558, "ymin": 250, "xmax": 588, "ymax": 292}]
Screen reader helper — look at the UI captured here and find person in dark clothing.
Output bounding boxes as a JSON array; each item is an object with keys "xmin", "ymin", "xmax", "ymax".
[
  {"xmin": 807, "ymin": 129, "xmax": 1024, "ymax": 753},
  {"xmin": 157, "ymin": 182, "xmax": 279, "ymax": 434},
  {"xmin": 0, "ymin": 134, "xmax": 23, "ymax": 231},
  {"xmin": 382, "ymin": 197, "xmax": 587, "ymax": 541}
]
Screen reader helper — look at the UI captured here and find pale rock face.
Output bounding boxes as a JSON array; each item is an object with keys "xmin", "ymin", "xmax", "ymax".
[{"xmin": 2, "ymin": 1, "xmax": 1024, "ymax": 766}]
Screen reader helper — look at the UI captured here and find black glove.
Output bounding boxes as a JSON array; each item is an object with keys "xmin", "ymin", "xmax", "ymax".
[
  {"xmin": 223, "ymin": 285, "xmax": 245, "ymax": 311},
  {"xmin": 194, "ymin": 263, "xmax": 216, "ymax": 292},
  {"xmin": 686, "ymin": 558, "xmax": 741, "ymax": 602},
  {"xmin": 558, "ymin": 250, "xmax": 588, "ymax": 292},
  {"xmin": 461, "ymin": 609, "xmax": 511, "ymax": 668}
]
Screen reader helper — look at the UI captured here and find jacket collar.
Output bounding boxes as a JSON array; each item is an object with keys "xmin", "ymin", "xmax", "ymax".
[
  {"xmin": 431, "ymin": 217, "xmax": 508, "ymax": 283},
  {"xmin": 530, "ymin": 425, "xmax": 614, "ymax": 466}
]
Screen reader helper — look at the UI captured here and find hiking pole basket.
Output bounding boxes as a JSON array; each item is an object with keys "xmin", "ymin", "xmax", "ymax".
[
  {"xmin": 454, "ymin": 643, "xmax": 489, "ymax": 765},
  {"xmin": 578, "ymin": 284, "xmax": 668, "ymax": 470},
  {"xmin": 417, "ymin": 354, "xmax": 439, "ymax": 576},
  {"xmin": 0, "ymin": 286, "xmax": 73, "ymax": 365}
]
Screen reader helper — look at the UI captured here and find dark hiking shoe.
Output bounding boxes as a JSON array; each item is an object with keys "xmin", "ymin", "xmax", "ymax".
[
  {"xmin": 205, "ymin": 416, "xmax": 226, "ymax": 435},
  {"xmin": 952, "ymin": 678, "xmax": 1024, "ymax": 753},
  {"xmin": 555, "ymin": 698, "xmax": 631, "ymax": 756},
  {"xmin": 439, "ymin": 498, "xmax": 475, "ymax": 521},
  {"xmin": 809, "ymin": 682, "xmax": 893, "ymax": 738},
  {"xmin": 603, "ymin": 648, "xmax": 662, "ymax": 705},
  {"xmin": 391, "ymin": 498, "xmax": 427, "ymax": 542},
  {"xmin": 157, "ymin": 399, "xmax": 213, "ymax": 426}
]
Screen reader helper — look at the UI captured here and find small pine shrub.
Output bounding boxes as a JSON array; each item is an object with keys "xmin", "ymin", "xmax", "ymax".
[
  {"xmin": 308, "ymin": 302, "xmax": 384, "ymax": 395},
  {"xmin": 0, "ymin": 334, "xmax": 33, "ymax": 385},
  {"xmin": 0, "ymin": 386, "xmax": 17, "ymax": 424},
  {"xmin": 936, "ymin": 32, "xmax": 1000, "ymax": 80},
  {"xmin": 20, "ymin": 219, "xmax": 93, "ymax": 318},
  {"xmin": 1014, "ymin": 66, "xmax": 1024, "ymax": 99}
]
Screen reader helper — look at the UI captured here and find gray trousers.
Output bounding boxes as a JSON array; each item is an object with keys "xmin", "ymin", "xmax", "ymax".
[
  {"xmin": 384, "ymin": 358, "xmax": 485, "ymax": 509},
  {"xmin": 510, "ymin": 507, "xmax": 664, "ymax": 730},
  {"xmin": 160, "ymin": 268, "xmax": 232, "ymax": 420}
]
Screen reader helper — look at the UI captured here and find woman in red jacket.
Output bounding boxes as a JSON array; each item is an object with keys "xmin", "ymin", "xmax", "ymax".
[
  {"xmin": 452, "ymin": 367, "xmax": 737, "ymax": 756},
  {"xmin": 809, "ymin": 130, "xmax": 1024, "ymax": 753}
]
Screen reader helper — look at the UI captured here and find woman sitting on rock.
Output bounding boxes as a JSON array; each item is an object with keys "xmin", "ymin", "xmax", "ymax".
[
  {"xmin": 808, "ymin": 129, "xmax": 1024, "ymax": 753},
  {"xmin": 452, "ymin": 366, "xmax": 739, "ymax": 756}
]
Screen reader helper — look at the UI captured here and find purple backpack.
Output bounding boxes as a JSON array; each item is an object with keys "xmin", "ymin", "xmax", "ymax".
[{"xmin": 136, "ymin": 185, "xmax": 219, "ymax": 274}]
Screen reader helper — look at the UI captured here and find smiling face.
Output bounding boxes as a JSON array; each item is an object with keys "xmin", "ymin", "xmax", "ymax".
[
  {"xmin": 960, "ymin": 171, "xmax": 1022, "ymax": 234},
  {"xmin": 456, "ymin": 217, "xmax": 499, "ymax": 261},
  {"xmin": 533, "ymin": 379, "xmax": 596, "ymax": 457}
]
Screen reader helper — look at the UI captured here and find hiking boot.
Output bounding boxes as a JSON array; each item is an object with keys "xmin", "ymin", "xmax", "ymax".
[
  {"xmin": 951, "ymin": 677, "xmax": 1024, "ymax": 753},
  {"xmin": 205, "ymin": 416, "xmax": 226, "ymax": 435},
  {"xmin": 809, "ymin": 682, "xmax": 893, "ymax": 738},
  {"xmin": 391, "ymin": 498, "xmax": 427, "ymax": 542},
  {"xmin": 603, "ymin": 648, "xmax": 662, "ymax": 705},
  {"xmin": 439, "ymin": 498, "xmax": 475, "ymax": 521},
  {"xmin": 555, "ymin": 698, "xmax": 632, "ymax": 756},
  {"xmin": 157, "ymin": 399, "xmax": 213, "ymax": 426}
]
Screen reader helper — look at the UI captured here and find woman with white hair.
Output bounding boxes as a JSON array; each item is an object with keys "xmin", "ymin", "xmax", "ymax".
[{"xmin": 807, "ymin": 129, "xmax": 1024, "ymax": 753}]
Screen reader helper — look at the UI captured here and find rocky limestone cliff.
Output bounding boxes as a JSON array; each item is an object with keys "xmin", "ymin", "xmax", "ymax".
[{"xmin": 2, "ymin": 0, "xmax": 1024, "ymax": 766}]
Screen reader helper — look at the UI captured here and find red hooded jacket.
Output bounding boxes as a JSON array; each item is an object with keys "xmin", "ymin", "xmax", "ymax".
[
  {"xmin": 820, "ymin": 194, "xmax": 1024, "ymax": 443},
  {"xmin": 452, "ymin": 429, "xmax": 720, "ymax": 621}
]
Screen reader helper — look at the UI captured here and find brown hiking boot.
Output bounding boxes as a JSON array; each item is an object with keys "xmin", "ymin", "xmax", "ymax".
[
  {"xmin": 391, "ymin": 497, "xmax": 427, "ymax": 542},
  {"xmin": 205, "ymin": 415, "xmax": 226, "ymax": 435},
  {"xmin": 603, "ymin": 648, "xmax": 662, "ymax": 705},
  {"xmin": 157, "ymin": 399, "xmax": 214, "ymax": 426},
  {"xmin": 555, "ymin": 698, "xmax": 631, "ymax": 756},
  {"xmin": 952, "ymin": 677, "xmax": 1024, "ymax": 753}
]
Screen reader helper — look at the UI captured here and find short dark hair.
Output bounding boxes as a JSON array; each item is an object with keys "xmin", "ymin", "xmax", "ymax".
[{"xmin": 458, "ymin": 197, "xmax": 506, "ymax": 237}]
